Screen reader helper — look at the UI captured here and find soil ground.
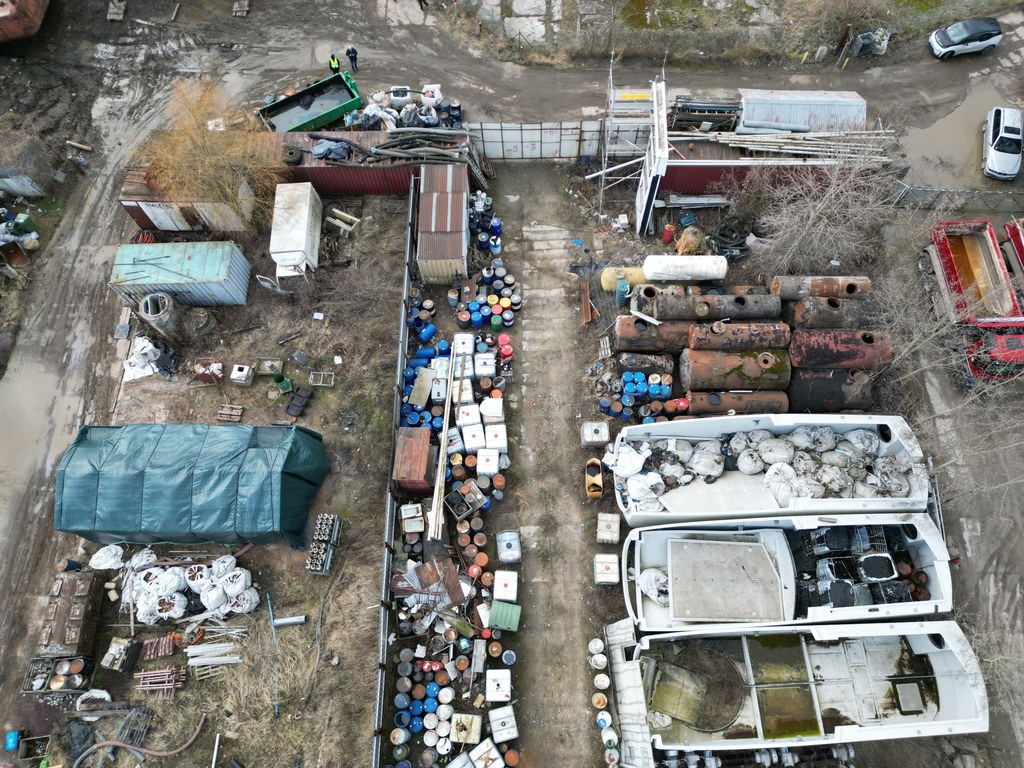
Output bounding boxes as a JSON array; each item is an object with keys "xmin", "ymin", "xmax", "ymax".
[{"xmin": 3, "ymin": 2, "xmax": 1024, "ymax": 768}]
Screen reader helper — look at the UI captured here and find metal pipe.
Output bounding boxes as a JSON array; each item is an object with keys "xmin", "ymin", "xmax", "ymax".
[
  {"xmin": 211, "ymin": 733, "xmax": 221, "ymax": 768},
  {"xmin": 272, "ymin": 615, "xmax": 307, "ymax": 627},
  {"xmin": 72, "ymin": 714, "xmax": 207, "ymax": 768},
  {"xmin": 633, "ymin": 286, "xmax": 782, "ymax": 321},
  {"xmin": 585, "ymin": 155, "xmax": 645, "ymax": 180}
]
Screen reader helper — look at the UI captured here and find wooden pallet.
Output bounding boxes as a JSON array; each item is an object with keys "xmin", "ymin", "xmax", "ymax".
[
  {"xmin": 232, "ymin": 0, "xmax": 249, "ymax": 16},
  {"xmin": 107, "ymin": 0, "xmax": 125, "ymax": 20},
  {"xmin": 134, "ymin": 667, "xmax": 186, "ymax": 696},
  {"xmin": 217, "ymin": 404, "xmax": 244, "ymax": 422}
]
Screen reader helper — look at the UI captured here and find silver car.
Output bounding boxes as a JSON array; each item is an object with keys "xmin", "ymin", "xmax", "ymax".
[
  {"xmin": 929, "ymin": 17, "xmax": 1002, "ymax": 59},
  {"xmin": 982, "ymin": 106, "xmax": 1022, "ymax": 181}
]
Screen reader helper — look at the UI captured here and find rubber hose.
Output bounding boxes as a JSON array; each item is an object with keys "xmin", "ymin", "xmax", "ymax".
[{"xmin": 71, "ymin": 714, "xmax": 207, "ymax": 768}]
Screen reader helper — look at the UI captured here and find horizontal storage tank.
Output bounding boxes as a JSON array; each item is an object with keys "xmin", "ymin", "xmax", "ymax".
[{"xmin": 108, "ymin": 241, "xmax": 251, "ymax": 306}]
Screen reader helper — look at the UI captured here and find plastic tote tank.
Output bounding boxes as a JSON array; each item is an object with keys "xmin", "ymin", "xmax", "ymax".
[
  {"xmin": 269, "ymin": 182, "xmax": 323, "ymax": 278},
  {"xmin": 108, "ymin": 241, "xmax": 251, "ymax": 306}
]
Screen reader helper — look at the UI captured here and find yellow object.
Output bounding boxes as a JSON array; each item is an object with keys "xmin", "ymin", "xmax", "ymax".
[
  {"xmin": 487, "ymin": 294, "xmax": 499, "ymax": 306},
  {"xmin": 600, "ymin": 267, "xmax": 646, "ymax": 291},
  {"xmin": 675, "ymin": 225, "xmax": 704, "ymax": 255},
  {"xmin": 585, "ymin": 458, "xmax": 605, "ymax": 499}
]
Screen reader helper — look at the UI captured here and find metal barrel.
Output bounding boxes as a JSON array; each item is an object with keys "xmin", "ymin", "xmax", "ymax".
[
  {"xmin": 787, "ymin": 296, "xmax": 873, "ymax": 328},
  {"xmin": 632, "ymin": 285, "xmax": 782, "ymax": 321},
  {"xmin": 613, "ymin": 316, "xmax": 693, "ymax": 353},
  {"xmin": 685, "ymin": 390, "xmax": 790, "ymax": 415},
  {"xmin": 687, "ymin": 321, "xmax": 791, "ymax": 351},
  {"xmin": 770, "ymin": 275, "xmax": 872, "ymax": 300},
  {"xmin": 787, "ymin": 368, "xmax": 873, "ymax": 412},
  {"xmin": 614, "ymin": 352, "xmax": 675, "ymax": 377},
  {"xmin": 789, "ymin": 329, "xmax": 895, "ymax": 369},
  {"xmin": 678, "ymin": 349, "xmax": 791, "ymax": 391}
]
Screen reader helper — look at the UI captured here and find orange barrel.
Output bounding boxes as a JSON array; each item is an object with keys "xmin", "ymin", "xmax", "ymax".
[
  {"xmin": 452, "ymin": 465, "xmax": 467, "ymax": 482},
  {"xmin": 464, "ymin": 455, "xmax": 477, "ymax": 472},
  {"xmin": 688, "ymin": 321, "xmax": 791, "ymax": 351},
  {"xmin": 464, "ymin": 544, "xmax": 478, "ymax": 559},
  {"xmin": 474, "ymin": 552, "xmax": 489, "ymax": 568},
  {"xmin": 411, "ymin": 683, "xmax": 426, "ymax": 700},
  {"xmin": 473, "ymin": 532, "xmax": 487, "ymax": 547},
  {"xmin": 613, "ymin": 315, "xmax": 693, "ymax": 354},
  {"xmin": 457, "ymin": 533, "xmax": 471, "ymax": 548},
  {"xmin": 488, "ymin": 641, "xmax": 502, "ymax": 657},
  {"xmin": 678, "ymin": 349, "xmax": 791, "ymax": 391},
  {"xmin": 686, "ymin": 391, "xmax": 789, "ymax": 415},
  {"xmin": 479, "ymin": 377, "xmax": 493, "ymax": 394},
  {"xmin": 455, "ymin": 655, "xmax": 469, "ymax": 671},
  {"xmin": 787, "ymin": 296, "xmax": 872, "ymax": 329},
  {"xmin": 480, "ymin": 572, "xmax": 494, "ymax": 587},
  {"xmin": 456, "ymin": 519, "xmax": 471, "ymax": 534},
  {"xmin": 504, "ymin": 749, "xmax": 520, "ymax": 766},
  {"xmin": 770, "ymin": 275, "xmax": 872, "ymax": 300},
  {"xmin": 492, "ymin": 474, "xmax": 506, "ymax": 490},
  {"xmin": 788, "ymin": 329, "xmax": 894, "ymax": 369},
  {"xmin": 470, "ymin": 516, "xmax": 484, "ymax": 532}
]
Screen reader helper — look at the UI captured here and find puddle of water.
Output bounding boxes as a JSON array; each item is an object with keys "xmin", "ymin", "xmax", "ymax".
[{"xmin": 901, "ymin": 80, "xmax": 1008, "ymax": 188}]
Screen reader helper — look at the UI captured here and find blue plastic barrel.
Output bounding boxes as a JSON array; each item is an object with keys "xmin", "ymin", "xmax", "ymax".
[
  {"xmin": 492, "ymin": 279, "xmax": 505, "ymax": 293},
  {"xmin": 642, "ymin": 416, "xmax": 656, "ymax": 424},
  {"xmin": 402, "ymin": 367, "xmax": 416, "ymax": 383},
  {"xmin": 622, "ymin": 371, "xmax": 634, "ymax": 384},
  {"xmin": 426, "ymin": 682, "xmax": 440, "ymax": 697},
  {"xmin": 403, "ymin": 384, "xmax": 414, "ymax": 397},
  {"xmin": 635, "ymin": 382, "xmax": 648, "ymax": 399},
  {"xmin": 476, "ymin": 341, "xmax": 489, "ymax": 353},
  {"xmin": 490, "ymin": 217, "xmax": 503, "ymax": 237},
  {"xmin": 394, "ymin": 692, "xmax": 411, "ymax": 709},
  {"xmin": 409, "ymin": 699, "xmax": 424, "ymax": 716},
  {"xmin": 502, "ymin": 310, "xmax": 514, "ymax": 327},
  {"xmin": 634, "ymin": 371, "xmax": 646, "ymax": 383},
  {"xmin": 418, "ymin": 323, "xmax": 438, "ymax": 343},
  {"xmin": 394, "ymin": 711, "xmax": 411, "ymax": 728},
  {"xmin": 408, "ymin": 358, "xmax": 429, "ymax": 369},
  {"xmin": 481, "ymin": 497, "xmax": 493, "ymax": 512},
  {"xmin": 622, "ymin": 394, "xmax": 635, "ymax": 408},
  {"xmin": 401, "ymin": 403, "xmax": 412, "ymax": 416},
  {"xmin": 431, "ymin": 416, "xmax": 444, "ymax": 432},
  {"xmin": 480, "ymin": 305, "xmax": 492, "ymax": 320},
  {"xmin": 406, "ymin": 412, "xmax": 420, "ymax": 426},
  {"xmin": 471, "ymin": 312, "xmax": 483, "ymax": 329},
  {"xmin": 624, "ymin": 383, "xmax": 637, "ymax": 397},
  {"xmin": 409, "ymin": 716, "xmax": 425, "ymax": 733},
  {"xmin": 489, "ymin": 236, "xmax": 502, "ymax": 255},
  {"xmin": 621, "ymin": 407, "xmax": 634, "ymax": 421},
  {"xmin": 598, "ymin": 398, "xmax": 611, "ymax": 414},
  {"xmin": 482, "ymin": 267, "xmax": 494, "ymax": 285},
  {"xmin": 414, "ymin": 346, "xmax": 436, "ymax": 359},
  {"xmin": 436, "ymin": 340, "xmax": 451, "ymax": 356},
  {"xmin": 468, "ymin": 301, "xmax": 481, "ymax": 314},
  {"xmin": 424, "ymin": 697, "xmax": 439, "ymax": 714},
  {"xmin": 477, "ymin": 231, "xmax": 491, "ymax": 252}
]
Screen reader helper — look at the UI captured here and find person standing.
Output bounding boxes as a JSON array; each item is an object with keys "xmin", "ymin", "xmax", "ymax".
[
  {"xmin": 328, "ymin": 53, "xmax": 340, "ymax": 75},
  {"xmin": 345, "ymin": 45, "xmax": 358, "ymax": 72}
]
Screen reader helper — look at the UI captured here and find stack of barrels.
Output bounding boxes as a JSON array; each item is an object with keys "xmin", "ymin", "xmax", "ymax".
[{"xmin": 610, "ymin": 276, "xmax": 889, "ymax": 415}]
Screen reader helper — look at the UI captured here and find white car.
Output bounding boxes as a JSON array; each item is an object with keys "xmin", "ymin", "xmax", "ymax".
[
  {"xmin": 929, "ymin": 17, "xmax": 1002, "ymax": 59},
  {"xmin": 982, "ymin": 106, "xmax": 1022, "ymax": 181}
]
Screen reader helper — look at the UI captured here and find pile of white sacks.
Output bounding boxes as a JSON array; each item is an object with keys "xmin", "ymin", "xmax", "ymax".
[
  {"xmin": 612, "ymin": 425, "xmax": 916, "ymax": 507},
  {"xmin": 90, "ymin": 546, "xmax": 260, "ymax": 625}
]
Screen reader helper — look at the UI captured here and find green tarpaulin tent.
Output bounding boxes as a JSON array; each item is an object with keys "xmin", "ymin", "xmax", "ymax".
[{"xmin": 54, "ymin": 424, "xmax": 330, "ymax": 547}]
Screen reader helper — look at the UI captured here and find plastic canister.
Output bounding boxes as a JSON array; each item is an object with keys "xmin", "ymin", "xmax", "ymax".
[{"xmin": 418, "ymin": 323, "xmax": 437, "ymax": 343}]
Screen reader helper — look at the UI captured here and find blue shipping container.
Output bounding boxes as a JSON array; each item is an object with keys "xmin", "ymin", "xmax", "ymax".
[{"xmin": 109, "ymin": 241, "xmax": 251, "ymax": 306}]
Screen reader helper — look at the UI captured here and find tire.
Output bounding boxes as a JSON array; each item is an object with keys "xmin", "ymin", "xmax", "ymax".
[
  {"xmin": 940, "ymin": 51, "xmax": 954, "ymax": 60},
  {"xmin": 283, "ymin": 147, "xmax": 302, "ymax": 165},
  {"xmin": 982, "ymin": 45, "xmax": 995, "ymax": 55}
]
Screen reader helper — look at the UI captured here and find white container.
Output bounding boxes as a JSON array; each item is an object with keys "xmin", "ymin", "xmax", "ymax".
[
  {"xmin": 452, "ymin": 333, "xmax": 475, "ymax": 355},
  {"xmin": 451, "ymin": 354, "xmax": 474, "ymax": 379},
  {"xmin": 420, "ymin": 84, "xmax": 443, "ymax": 107},
  {"xmin": 485, "ymin": 668, "xmax": 512, "ymax": 702},
  {"xmin": 462, "ymin": 425, "xmax": 486, "ymax": 454},
  {"xmin": 596, "ymin": 512, "xmax": 620, "ymax": 544},
  {"xmin": 594, "ymin": 554, "xmax": 620, "ymax": 585},
  {"xmin": 430, "ymin": 377, "xmax": 448, "ymax": 405},
  {"xmin": 389, "ymin": 85, "xmax": 413, "ymax": 108},
  {"xmin": 269, "ymin": 183, "xmax": 323, "ymax": 271},
  {"xmin": 474, "ymin": 352, "xmax": 497, "ymax": 380},
  {"xmin": 580, "ymin": 421, "xmax": 610, "ymax": 448},
  {"xmin": 480, "ymin": 397, "xmax": 504, "ymax": 425},
  {"xmin": 488, "ymin": 704, "xmax": 519, "ymax": 743},
  {"xmin": 400, "ymin": 503, "xmax": 424, "ymax": 534},
  {"xmin": 492, "ymin": 570, "xmax": 518, "ymax": 602},
  {"xmin": 485, "ymin": 424, "xmax": 508, "ymax": 453},
  {"xmin": 229, "ymin": 364, "xmax": 254, "ymax": 387},
  {"xmin": 453, "ymin": 379, "xmax": 475, "ymax": 405},
  {"xmin": 456, "ymin": 404, "xmax": 481, "ymax": 428},
  {"xmin": 476, "ymin": 448, "xmax": 500, "ymax": 477},
  {"xmin": 642, "ymin": 254, "xmax": 728, "ymax": 282},
  {"xmin": 430, "ymin": 356, "xmax": 451, "ymax": 377},
  {"xmin": 446, "ymin": 427, "xmax": 465, "ymax": 456}
]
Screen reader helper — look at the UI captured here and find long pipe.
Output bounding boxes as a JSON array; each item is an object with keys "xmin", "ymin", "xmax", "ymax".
[{"xmin": 71, "ymin": 714, "xmax": 208, "ymax": 768}]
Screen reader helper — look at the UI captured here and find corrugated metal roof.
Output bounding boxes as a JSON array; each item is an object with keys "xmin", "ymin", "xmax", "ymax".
[
  {"xmin": 419, "ymin": 192, "xmax": 467, "ymax": 233},
  {"xmin": 662, "ymin": 164, "xmax": 741, "ymax": 195},
  {"xmin": 738, "ymin": 89, "xmax": 866, "ymax": 132},
  {"xmin": 418, "ymin": 231, "xmax": 466, "ymax": 261},
  {"xmin": 420, "ymin": 163, "xmax": 469, "ymax": 194}
]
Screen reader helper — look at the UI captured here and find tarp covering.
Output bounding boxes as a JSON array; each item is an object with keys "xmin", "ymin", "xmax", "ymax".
[{"xmin": 54, "ymin": 425, "xmax": 330, "ymax": 547}]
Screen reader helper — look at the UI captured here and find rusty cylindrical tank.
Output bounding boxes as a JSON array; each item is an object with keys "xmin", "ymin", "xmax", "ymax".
[
  {"xmin": 615, "ymin": 352, "xmax": 675, "ymax": 377},
  {"xmin": 613, "ymin": 316, "xmax": 693, "ymax": 353},
  {"xmin": 770, "ymin": 276, "xmax": 872, "ymax": 300},
  {"xmin": 678, "ymin": 349, "xmax": 791, "ymax": 391},
  {"xmin": 787, "ymin": 369, "xmax": 873, "ymax": 412},
  {"xmin": 685, "ymin": 391, "xmax": 789, "ymax": 415},
  {"xmin": 633, "ymin": 285, "xmax": 782, "ymax": 321},
  {"xmin": 685, "ymin": 285, "xmax": 768, "ymax": 296},
  {"xmin": 789, "ymin": 329, "xmax": 895, "ymax": 369},
  {"xmin": 787, "ymin": 296, "xmax": 873, "ymax": 329},
  {"xmin": 688, "ymin": 321, "xmax": 791, "ymax": 351}
]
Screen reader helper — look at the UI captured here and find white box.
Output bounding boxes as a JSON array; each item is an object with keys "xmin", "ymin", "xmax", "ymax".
[
  {"xmin": 489, "ymin": 705, "xmax": 519, "ymax": 744},
  {"xmin": 474, "ymin": 352, "xmax": 497, "ymax": 380},
  {"xmin": 457, "ymin": 404, "xmax": 482, "ymax": 428},
  {"xmin": 596, "ymin": 513, "xmax": 620, "ymax": 544},
  {"xmin": 480, "ymin": 397, "xmax": 504, "ymax": 425},
  {"xmin": 452, "ymin": 333, "xmax": 475, "ymax": 356},
  {"xmin": 485, "ymin": 669, "xmax": 512, "ymax": 702},
  {"xmin": 430, "ymin": 377, "xmax": 448, "ymax": 405},
  {"xmin": 400, "ymin": 503, "xmax": 425, "ymax": 534},
  {"xmin": 492, "ymin": 570, "xmax": 518, "ymax": 602},
  {"xmin": 476, "ymin": 448, "xmax": 500, "ymax": 476},
  {"xmin": 485, "ymin": 424, "xmax": 508, "ymax": 452},
  {"xmin": 580, "ymin": 421, "xmax": 610, "ymax": 447},
  {"xmin": 446, "ymin": 427, "xmax": 465, "ymax": 456},
  {"xmin": 230, "ymin": 364, "xmax": 254, "ymax": 387},
  {"xmin": 453, "ymin": 379, "xmax": 475, "ymax": 405},
  {"xmin": 594, "ymin": 554, "xmax": 620, "ymax": 585},
  {"xmin": 463, "ymin": 425, "xmax": 486, "ymax": 454},
  {"xmin": 452, "ymin": 354, "xmax": 474, "ymax": 379}
]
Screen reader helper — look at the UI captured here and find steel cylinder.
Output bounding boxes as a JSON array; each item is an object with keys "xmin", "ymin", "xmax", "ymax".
[
  {"xmin": 685, "ymin": 390, "xmax": 790, "ymax": 415},
  {"xmin": 685, "ymin": 285, "xmax": 768, "ymax": 296},
  {"xmin": 678, "ymin": 349, "xmax": 791, "ymax": 391},
  {"xmin": 138, "ymin": 292, "xmax": 181, "ymax": 341},
  {"xmin": 615, "ymin": 352, "xmax": 675, "ymax": 377},
  {"xmin": 789, "ymin": 329, "xmax": 894, "ymax": 369},
  {"xmin": 787, "ymin": 369, "xmax": 873, "ymax": 412},
  {"xmin": 613, "ymin": 316, "xmax": 693, "ymax": 353},
  {"xmin": 688, "ymin": 321, "xmax": 791, "ymax": 351},
  {"xmin": 599, "ymin": 267, "xmax": 647, "ymax": 291},
  {"xmin": 787, "ymin": 296, "xmax": 873, "ymax": 328},
  {"xmin": 770, "ymin": 275, "xmax": 872, "ymax": 300},
  {"xmin": 633, "ymin": 285, "xmax": 782, "ymax": 321}
]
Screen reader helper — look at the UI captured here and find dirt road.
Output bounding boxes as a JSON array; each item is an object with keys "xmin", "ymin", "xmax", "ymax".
[{"xmin": 3, "ymin": 2, "xmax": 1024, "ymax": 766}]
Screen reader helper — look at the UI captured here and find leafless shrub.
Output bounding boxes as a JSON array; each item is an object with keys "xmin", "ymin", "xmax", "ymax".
[{"xmin": 800, "ymin": 0, "xmax": 895, "ymax": 38}]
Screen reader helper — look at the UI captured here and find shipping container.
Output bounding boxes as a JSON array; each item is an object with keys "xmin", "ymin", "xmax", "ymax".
[
  {"xmin": 737, "ymin": 89, "xmax": 867, "ymax": 132},
  {"xmin": 392, "ymin": 427, "xmax": 436, "ymax": 496},
  {"xmin": 108, "ymin": 241, "xmax": 251, "ymax": 306},
  {"xmin": 416, "ymin": 164, "xmax": 469, "ymax": 285},
  {"xmin": 119, "ymin": 165, "xmax": 252, "ymax": 233},
  {"xmin": 269, "ymin": 182, "xmax": 323, "ymax": 277}
]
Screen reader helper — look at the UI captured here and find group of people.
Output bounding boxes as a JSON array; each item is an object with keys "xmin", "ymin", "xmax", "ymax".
[{"xmin": 329, "ymin": 46, "xmax": 359, "ymax": 74}]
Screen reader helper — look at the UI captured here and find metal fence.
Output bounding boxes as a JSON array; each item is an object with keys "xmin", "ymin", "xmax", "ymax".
[
  {"xmin": 892, "ymin": 182, "xmax": 1024, "ymax": 212},
  {"xmin": 465, "ymin": 120, "xmax": 622, "ymax": 160}
]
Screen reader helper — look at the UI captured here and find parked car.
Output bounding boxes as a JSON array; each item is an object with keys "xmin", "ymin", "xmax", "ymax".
[
  {"xmin": 496, "ymin": 530, "xmax": 522, "ymax": 564},
  {"xmin": 929, "ymin": 17, "xmax": 1002, "ymax": 59},
  {"xmin": 982, "ymin": 106, "xmax": 1023, "ymax": 180}
]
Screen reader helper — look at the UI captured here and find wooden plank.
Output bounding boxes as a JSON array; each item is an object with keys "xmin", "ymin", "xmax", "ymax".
[{"xmin": 581, "ymin": 281, "xmax": 592, "ymax": 325}]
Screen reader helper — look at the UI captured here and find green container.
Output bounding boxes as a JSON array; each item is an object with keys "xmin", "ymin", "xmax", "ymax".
[
  {"xmin": 257, "ymin": 72, "xmax": 362, "ymax": 132},
  {"xmin": 12, "ymin": 213, "xmax": 37, "ymax": 235}
]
